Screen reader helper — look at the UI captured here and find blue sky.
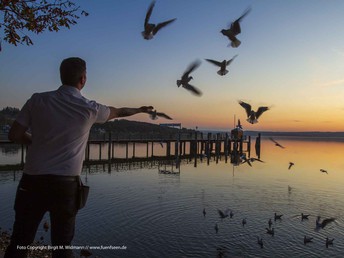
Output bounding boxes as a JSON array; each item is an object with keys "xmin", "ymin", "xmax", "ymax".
[{"xmin": 1, "ymin": 0, "xmax": 344, "ymax": 131}]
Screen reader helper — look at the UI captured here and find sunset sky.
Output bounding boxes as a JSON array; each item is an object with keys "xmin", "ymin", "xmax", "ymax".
[{"xmin": 1, "ymin": 0, "xmax": 344, "ymax": 132}]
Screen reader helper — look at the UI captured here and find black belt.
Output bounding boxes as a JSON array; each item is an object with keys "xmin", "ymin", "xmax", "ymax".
[{"xmin": 22, "ymin": 173, "xmax": 79, "ymax": 182}]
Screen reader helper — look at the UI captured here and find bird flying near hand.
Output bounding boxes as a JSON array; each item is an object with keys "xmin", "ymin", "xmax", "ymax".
[{"xmin": 148, "ymin": 110, "xmax": 173, "ymax": 120}]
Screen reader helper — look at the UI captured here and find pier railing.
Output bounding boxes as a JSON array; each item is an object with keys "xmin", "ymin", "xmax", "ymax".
[{"xmin": 0, "ymin": 132, "xmax": 258, "ymax": 171}]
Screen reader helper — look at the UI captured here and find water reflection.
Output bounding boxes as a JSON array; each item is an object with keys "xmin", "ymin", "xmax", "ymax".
[{"xmin": 1, "ymin": 138, "xmax": 344, "ymax": 257}]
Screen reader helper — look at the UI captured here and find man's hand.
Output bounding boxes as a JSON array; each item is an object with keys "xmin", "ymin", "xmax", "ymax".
[{"xmin": 139, "ymin": 106, "xmax": 154, "ymax": 113}]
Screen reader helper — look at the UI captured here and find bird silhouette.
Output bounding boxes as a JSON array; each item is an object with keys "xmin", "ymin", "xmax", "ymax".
[
  {"xmin": 205, "ymin": 55, "xmax": 238, "ymax": 76},
  {"xmin": 148, "ymin": 110, "xmax": 172, "ymax": 120},
  {"xmin": 221, "ymin": 7, "xmax": 251, "ymax": 48},
  {"xmin": 288, "ymin": 162, "xmax": 294, "ymax": 170},
  {"xmin": 242, "ymin": 218, "xmax": 247, "ymax": 227},
  {"xmin": 215, "ymin": 223, "xmax": 219, "ymax": 233},
  {"xmin": 304, "ymin": 236, "xmax": 313, "ymax": 244},
  {"xmin": 257, "ymin": 236, "xmax": 264, "ymax": 248},
  {"xmin": 320, "ymin": 169, "xmax": 328, "ymax": 174},
  {"xmin": 268, "ymin": 218, "xmax": 273, "ymax": 228},
  {"xmin": 203, "ymin": 208, "xmax": 206, "ymax": 217},
  {"xmin": 269, "ymin": 137, "xmax": 285, "ymax": 148},
  {"xmin": 218, "ymin": 208, "xmax": 230, "ymax": 219},
  {"xmin": 266, "ymin": 227, "xmax": 274, "ymax": 236},
  {"xmin": 301, "ymin": 213, "xmax": 310, "ymax": 221},
  {"xmin": 274, "ymin": 212, "xmax": 283, "ymax": 221},
  {"xmin": 326, "ymin": 237, "xmax": 334, "ymax": 248},
  {"xmin": 316, "ymin": 216, "xmax": 335, "ymax": 229},
  {"xmin": 177, "ymin": 60, "xmax": 202, "ymax": 96},
  {"xmin": 238, "ymin": 100, "xmax": 269, "ymax": 124},
  {"xmin": 142, "ymin": 1, "xmax": 176, "ymax": 40}
]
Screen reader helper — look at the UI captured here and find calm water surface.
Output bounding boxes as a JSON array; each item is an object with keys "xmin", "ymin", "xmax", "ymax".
[{"xmin": 1, "ymin": 137, "xmax": 344, "ymax": 257}]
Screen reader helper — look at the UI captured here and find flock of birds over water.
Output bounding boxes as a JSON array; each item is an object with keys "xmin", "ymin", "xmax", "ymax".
[
  {"xmin": 144, "ymin": 0, "xmax": 338, "ymax": 253},
  {"xmin": 203, "ymin": 207, "xmax": 336, "ymax": 251},
  {"xmin": 141, "ymin": 1, "xmax": 270, "ymax": 125}
]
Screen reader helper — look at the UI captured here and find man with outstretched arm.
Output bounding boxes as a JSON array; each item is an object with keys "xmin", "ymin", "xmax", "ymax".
[{"xmin": 5, "ymin": 57, "xmax": 153, "ymax": 258}]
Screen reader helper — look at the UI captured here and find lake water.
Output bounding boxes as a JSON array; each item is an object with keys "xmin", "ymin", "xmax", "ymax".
[{"xmin": 1, "ymin": 137, "xmax": 344, "ymax": 257}]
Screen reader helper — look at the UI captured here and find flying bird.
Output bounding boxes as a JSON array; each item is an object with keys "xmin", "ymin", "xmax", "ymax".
[
  {"xmin": 148, "ymin": 110, "xmax": 172, "ymax": 120},
  {"xmin": 205, "ymin": 55, "xmax": 238, "ymax": 76},
  {"xmin": 238, "ymin": 100, "xmax": 269, "ymax": 124},
  {"xmin": 288, "ymin": 162, "xmax": 294, "ymax": 170},
  {"xmin": 221, "ymin": 7, "xmax": 251, "ymax": 48},
  {"xmin": 320, "ymin": 169, "xmax": 328, "ymax": 174},
  {"xmin": 177, "ymin": 60, "xmax": 202, "ymax": 96},
  {"xmin": 269, "ymin": 137, "xmax": 285, "ymax": 148},
  {"xmin": 142, "ymin": 1, "xmax": 176, "ymax": 40}
]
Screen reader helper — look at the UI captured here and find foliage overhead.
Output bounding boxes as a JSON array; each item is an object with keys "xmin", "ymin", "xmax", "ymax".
[{"xmin": 0, "ymin": 0, "xmax": 88, "ymax": 50}]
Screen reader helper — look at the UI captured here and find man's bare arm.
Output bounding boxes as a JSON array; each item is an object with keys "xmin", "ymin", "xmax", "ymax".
[
  {"xmin": 8, "ymin": 121, "xmax": 32, "ymax": 145},
  {"xmin": 107, "ymin": 106, "xmax": 153, "ymax": 121}
]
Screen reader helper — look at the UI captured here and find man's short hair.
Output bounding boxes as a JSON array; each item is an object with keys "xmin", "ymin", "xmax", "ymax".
[{"xmin": 60, "ymin": 57, "xmax": 86, "ymax": 86}]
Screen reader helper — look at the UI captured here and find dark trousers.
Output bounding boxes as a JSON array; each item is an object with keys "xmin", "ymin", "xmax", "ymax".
[{"xmin": 5, "ymin": 174, "xmax": 79, "ymax": 258}]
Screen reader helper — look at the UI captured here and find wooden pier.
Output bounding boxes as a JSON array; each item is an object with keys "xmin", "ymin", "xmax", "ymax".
[{"xmin": 0, "ymin": 132, "xmax": 260, "ymax": 171}]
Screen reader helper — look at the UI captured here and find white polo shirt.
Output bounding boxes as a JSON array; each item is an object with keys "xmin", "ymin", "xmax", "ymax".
[{"xmin": 16, "ymin": 85, "xmax": 110, "ymax": 176}]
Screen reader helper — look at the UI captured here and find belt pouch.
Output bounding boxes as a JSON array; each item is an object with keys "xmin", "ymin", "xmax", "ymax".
[{"xmin": 77, "ymin": 176, "xmax": 89, "ymax": 210}]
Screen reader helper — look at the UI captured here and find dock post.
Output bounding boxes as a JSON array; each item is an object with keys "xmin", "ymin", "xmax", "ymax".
[
  {"xmin": 99, "ymin": 142, "xmax": 102, "ymax": 160},
  {"xmin": 126, "ymin": 142, "xmax": 128, "ymax": 160},
  {"xmin": 207, "ymin": 133, "xmax": 211, "ymax": 165},
  {"xmin": 133, "ymin": 142, "xmax": 136, "ymax": 158},
  {"xmin": 166, "ymin": 141, "xmax": 171, "ymax": 156},
  {"xmin": 247, "ymin": 136, "xmax": 251, "ymax": 157},
  {"xmin": 108, "ymin": 132, "xmax": 111, "ymax": 161},
  {"xmin": 194, "ymin": 132, "xmax": 198, "ymax": 167},
  {"xmin": 146, "ymin": 142, "xmax": 149, "ymax": 158},
  {"xmin": 224, "ymin": 133, "xmax": 229, "ymax": 163},
  {"xmin": 151, "ymin": 141, "xmax": 154, "ymax": 157},
  {"xmin": 255, "ymin": 133, "xmax": 261, "ymax": 158}
]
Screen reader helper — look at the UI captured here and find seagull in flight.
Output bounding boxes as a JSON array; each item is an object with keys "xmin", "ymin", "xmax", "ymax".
[
  {"xmin": 288, "ymin": 162, "xmax": 294, "ymax": 170},
  {"xmin": 148, "ymin": 110, "xmax": 172, "ymax": 120},
  {"xmin": 269, "ymin": 137, "xmax": 285, "ymax": 149},
  {"xmin": 142, "ymin": 1, "xmax": 176, "ymax": 40},
  {"xmin": 238, "ymin": 100, "xmax": 269, "ymax": 124},
  {"xmin": 320, "ymin": 169, "xmax": 328, "ymax": 174},
  {"xmin": 177, "ymin": 60, "xmax": 202, "ymax": 96},
  {"xmin": 205, "ymin": 55, "xmax": 238, "ymax": 76},
  {"xmin": 221, "ymin": 7, "xmax": 251, "ymax": 48}
]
